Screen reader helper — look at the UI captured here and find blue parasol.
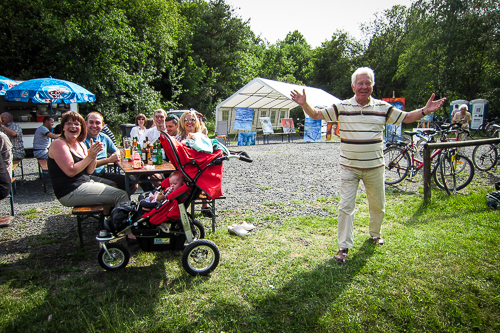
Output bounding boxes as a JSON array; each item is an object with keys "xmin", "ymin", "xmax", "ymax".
[
  {"xmin": 4, "ymin": 77, "xmax": 95, "ymax": 117},
  {"xmin": 0, "ymin": 75, "xmax": 19, "ymax": 96}
]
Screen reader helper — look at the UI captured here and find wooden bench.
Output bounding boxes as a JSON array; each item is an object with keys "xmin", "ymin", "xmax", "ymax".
[
  {"xmin": 37, "ymin": 159, "xmax": 49, "ymax": 193},
  {"xmin": 72, "ymin": 205, "xmax": 105, "ymax": 247},
  {"xmin": 190, "ymin": 194, "xmax": 226, "ymax": 232},
  {"xmin": 12, "ymin": 159, "xmax": 23, "ymax": 182},
  {"xmin": 261, "ymin": 132, "xmax": 294, "ymax": 144},
  {"xmin": 255, "ymin": 127, "xmax": 295, "ymax": 144}
]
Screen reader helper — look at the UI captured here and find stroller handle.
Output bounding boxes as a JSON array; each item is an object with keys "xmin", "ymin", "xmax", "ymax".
[
  {"xmin": 236, "ymin": 151, "xmax": 252, "ymax": 163},
  {"xmin": 222, "ymin": 151, "xmax": 252, "ymax": 163}
]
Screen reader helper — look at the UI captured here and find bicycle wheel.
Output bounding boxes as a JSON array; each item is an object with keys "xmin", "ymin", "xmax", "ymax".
[
  {"xmin": 478, "ymin": 124, "xmax": 487, "ymax": 137},
  {"xmin": 416, "ymin": 138, "xmax": 428, "ymax": 159},
  {"xmin": 384, "ymin": 146, "xmax": 410, "ymax": 185},
  {"xmin": 439, "ymin": 153, "xmax": 456, "ymax": 194},
  {"xmin": 434, "ymin": 152, "xmax": 474, "ymax": 192},
  {"xmin": 472, "ymin": 144, "xmax": 498, "ymax": 171}
]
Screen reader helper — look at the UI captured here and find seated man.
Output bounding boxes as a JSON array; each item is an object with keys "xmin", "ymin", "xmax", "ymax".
[
  {"xmin": 165, "ymin": 115, "xmax": 179, "ymax": 137},
  {"xmin": 33, "ymin": 116, "xmax": 59, "ymax": 159},
  {"xmin": 0, "ymin": 112, "xmax": 25, "ymax": 160},
  {"xmin": 85, "ymin": 111, "xmax": 138, "ymax": 194}
]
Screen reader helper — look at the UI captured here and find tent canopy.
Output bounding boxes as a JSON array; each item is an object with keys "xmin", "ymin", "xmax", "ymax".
[{"xmin": 216, "ymin": 77, "xmax": 340, "ymax": 134}]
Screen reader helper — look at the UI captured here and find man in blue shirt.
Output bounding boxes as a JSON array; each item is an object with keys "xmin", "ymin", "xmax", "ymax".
[
  {"xmin": 85, "ymin": 111, "xmax": 137, "ymax": 194},
  {"xmin": 33, "ymin": 117, "xmax": 59, "ymax": 159}
]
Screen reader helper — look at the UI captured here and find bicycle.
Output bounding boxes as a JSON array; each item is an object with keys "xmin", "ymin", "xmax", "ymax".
[
  {"xmin": 437, "ymin": 147, "xmax": 475, "ymax": 194},
  {"xmin": 471, "ymin": 126, "xmax": 500, "ymax": 171},
  {"xmin": 384, "ymin": 124, "xmax": 474, "ymax": 191},
  {"xmin": 471, "ymin": 117, "xmax": 500, "ymax": 137}
]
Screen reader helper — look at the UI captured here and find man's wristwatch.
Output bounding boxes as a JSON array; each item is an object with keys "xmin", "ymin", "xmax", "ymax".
[{"xmin": 421, "ymin": 108, "xmax": 427, "ymax": 116}]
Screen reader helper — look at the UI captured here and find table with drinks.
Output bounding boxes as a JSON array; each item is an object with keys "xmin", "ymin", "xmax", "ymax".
[{"xmin": 119, "ymin": 136, "xmax": 176, "ymax": 195}]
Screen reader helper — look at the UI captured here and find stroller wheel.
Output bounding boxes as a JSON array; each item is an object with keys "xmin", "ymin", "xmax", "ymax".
[
  {"xmin": 97, "ymin": 243, "xmax": 130, "ymax": 271},
  {"xmin": 182, "ymin": 240, "xmax": 220, "ymax": 276},
  {"xmin": 190, "ymin": 219, "xmax": 205, "ymax": 241}
]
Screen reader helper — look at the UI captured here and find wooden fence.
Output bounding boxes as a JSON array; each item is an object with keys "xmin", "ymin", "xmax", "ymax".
[{"xmin": 422, "ymin": 138, "xmax": 500, "ymax": 202}]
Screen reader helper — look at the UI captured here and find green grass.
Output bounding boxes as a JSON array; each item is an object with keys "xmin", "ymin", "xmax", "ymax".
[
  {"xmin": 19, "ymin": 208, "xmax": 41, "ymax": 219},
  {"xmin": 1, "ymin": 184, "xmax": 499, "ymax": 332}
]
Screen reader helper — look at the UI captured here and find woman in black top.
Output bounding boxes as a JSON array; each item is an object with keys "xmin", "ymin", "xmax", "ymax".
[{"xmin": 48, "ymin": 111, "xmax": 128, "ymax": 215}]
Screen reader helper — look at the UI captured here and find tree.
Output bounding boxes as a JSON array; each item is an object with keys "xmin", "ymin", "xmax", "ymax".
[
  {"xmin": 0, "ymin": 0, "xmax": 181, "ymax": 128},
  {"xmin": 361, "ymin": 5, "xmax": 410, "ymax": 101},
  {"xmin": 396, "ymin": 0, "xmax": 499, "ymax": 112},
  {"xmin": 172, "ymin": 0, "xmax": 259, "ymax": 116},
  {"xmin": 308, "ymin": 31, "xmax": 363, "ymax": 99}
]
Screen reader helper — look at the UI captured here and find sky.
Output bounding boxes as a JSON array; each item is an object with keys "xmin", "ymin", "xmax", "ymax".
[{"xmin": 226, "ymin": 0, "xmax": 415, "ymax": 48}]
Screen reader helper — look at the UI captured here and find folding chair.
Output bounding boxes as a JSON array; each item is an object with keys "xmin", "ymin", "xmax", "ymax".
[{"xmin": 215, "ymin": 121, "xmax": 229, "ymax": 146}]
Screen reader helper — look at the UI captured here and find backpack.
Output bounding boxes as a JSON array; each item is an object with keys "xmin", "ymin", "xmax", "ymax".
[{"xmin": 104, "ymin": 201, "xmax": 140, "ymax": 233}]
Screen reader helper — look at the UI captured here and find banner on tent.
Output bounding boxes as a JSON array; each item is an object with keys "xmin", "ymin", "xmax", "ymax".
[{"xmin": 234, "ymin": 108, "xmax": 254, "ymax": 131}]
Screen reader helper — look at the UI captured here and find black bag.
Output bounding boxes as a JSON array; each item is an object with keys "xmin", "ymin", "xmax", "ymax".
[{"xmin": 104, "ymin": 201, "xmax": 140, "ymax": 233}]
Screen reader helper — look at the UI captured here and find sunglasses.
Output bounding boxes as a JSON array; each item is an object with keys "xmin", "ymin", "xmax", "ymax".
[
  {"xmin": 155, "ymin": 115, "xmax": 165, "ymax": 119},
  {"xmin": 184, "ymin": 118, "xmax": 196, "ymax": 123}
]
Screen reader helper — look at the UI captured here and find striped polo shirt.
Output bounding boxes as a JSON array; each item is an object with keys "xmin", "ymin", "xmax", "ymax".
[{"xmin": 321, "ymin": 96, "xmax": 405, "ymax": 169}]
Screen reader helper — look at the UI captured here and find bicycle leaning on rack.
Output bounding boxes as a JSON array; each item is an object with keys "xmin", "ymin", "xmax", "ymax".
[
  {"xmin": 384, "ymin": 123, "xmax": 474, "ymax": 192},
  {"xmin": 471, "ymin": 124, "xmax": 500, "ymax": 171}
]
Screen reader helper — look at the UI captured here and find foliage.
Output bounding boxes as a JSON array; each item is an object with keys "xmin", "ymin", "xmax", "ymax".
[
  {"xmin": 394, "ymin": 0, "xmax": 499, "ymax": 112},
  {"xmin": 360, "ymin": 5, "xmax": 410, "ymax": 103},
  {"xmin": 308, "ymin": 31, "xmax": 363, "ymax": 100},
  {"xmin": 171, "ymin": 0, "xmax": 260, "ymax": 117},
  {"xmin": 0, "ymin": 0, "xmax": 180, "ymax": 127}
]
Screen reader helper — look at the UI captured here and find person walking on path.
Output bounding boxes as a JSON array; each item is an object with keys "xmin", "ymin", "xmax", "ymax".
[{"xmin": 291, "ymin": 67, "xmax": 446, "ymax": 263}]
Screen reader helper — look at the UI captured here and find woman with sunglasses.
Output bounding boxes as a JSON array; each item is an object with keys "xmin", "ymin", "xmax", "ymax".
[
  {"xmin": 47, "ymin": 111, "xmax": 128, "ymax": 215},
  {"xmin": 130, "ymin": 113, "xmax": 147, "ymax": 143},
  {"xmin": 175, "ymin": 111, "xmax": 202, "ymax": 142},
  {"xmin": 175, "ymin": 110, "xmax": 213, "ymax": 217}
]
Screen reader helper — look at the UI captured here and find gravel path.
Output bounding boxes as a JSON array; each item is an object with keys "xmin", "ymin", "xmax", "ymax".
[{"xmin": 0, "ymin": 139, "xmax": 497, "ymax": 263}]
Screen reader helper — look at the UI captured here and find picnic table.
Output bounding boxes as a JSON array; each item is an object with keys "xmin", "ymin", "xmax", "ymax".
[{"xmin": 116, "ymin": 160, "xmax": 176, "ymax": 195}]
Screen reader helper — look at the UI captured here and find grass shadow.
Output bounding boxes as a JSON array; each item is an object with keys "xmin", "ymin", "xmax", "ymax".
[
  {"xmin": 176, "ymin": 238, "xmax": 376, "ymax": 332},
  {"xmin": 0, "ymin": 212, "xmax": 210, "ymax": 332}
]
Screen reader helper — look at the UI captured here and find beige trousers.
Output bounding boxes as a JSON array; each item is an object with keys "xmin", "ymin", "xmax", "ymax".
[{"xmin": 337, "ymin": 165, "xmax": 385, "ymax": 249}]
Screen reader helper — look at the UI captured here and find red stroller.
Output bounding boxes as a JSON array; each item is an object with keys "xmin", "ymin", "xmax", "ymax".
[{"xmin": 95, "ymin": 133, "xmax": 252, "ymax": 276}]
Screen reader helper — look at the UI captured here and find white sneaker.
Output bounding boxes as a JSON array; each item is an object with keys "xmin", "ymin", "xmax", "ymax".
[
  {"xmin": 228, "ymin": 224, "xmax": 249, "ymax": 236},
  {"xmin": 237, "ymin": 221, "xmax": 255, "ymax": 231}
]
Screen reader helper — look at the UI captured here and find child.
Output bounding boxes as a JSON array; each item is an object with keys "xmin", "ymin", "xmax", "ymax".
[
  {"xmin": 142, "ymin": 171, "xmax": 185, "ymax": 204},
  {"xmin": 139, "ymin": 171, "xmax": 186, "ymax": 234}
]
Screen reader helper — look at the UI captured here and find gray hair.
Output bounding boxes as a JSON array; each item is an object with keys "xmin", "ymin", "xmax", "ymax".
[
  {"xmin": 459, "ymin": 104, "xmax": 468, "ymax": 111},
  {"xmin": 351, "ymin": 67, "xmax": 375, "ymax": 86},
  {"xmin": 1, "ymin": 112, "xmax": 13, "ymax": 120}
]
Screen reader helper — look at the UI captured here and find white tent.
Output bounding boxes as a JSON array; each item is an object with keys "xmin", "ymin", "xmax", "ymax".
[{"xmin": 215, "ymin": 77, "xmax": 341, "ymax": 134}]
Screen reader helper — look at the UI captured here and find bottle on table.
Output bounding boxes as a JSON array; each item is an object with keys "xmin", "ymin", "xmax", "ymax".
[
  {"xmin": 156, "ymin": 142, "xmax": 163, "ymax": 164},
  {"xmin": 141, "ymin": 143, "xmax": 148, "ymax": 163},
  {"xmin": 133, "ymin": 151, "xmax": 142, "ymax": 169},
  {"xmin": 151, "ymin": 142, "xmax": 158, "ymax": 165}
]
